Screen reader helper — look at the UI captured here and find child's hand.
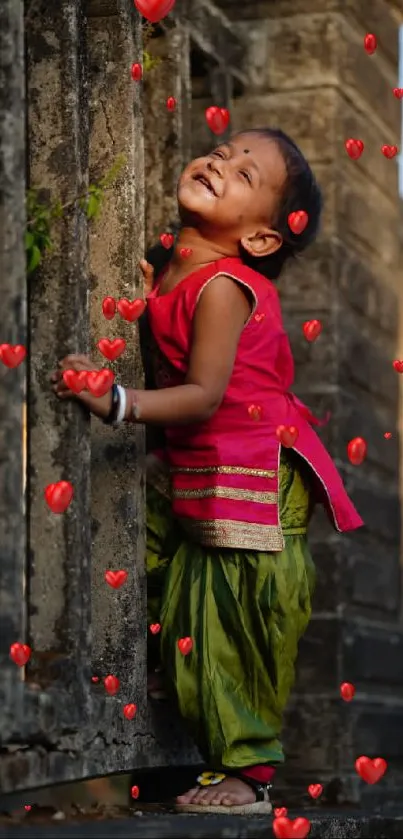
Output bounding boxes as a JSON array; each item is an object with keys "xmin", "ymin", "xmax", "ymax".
[
  {"xmin": 51, "ymin": 354, "xmax": 112, "ymax": 419},
  {"xmin": 140, "ymin": 259, "xmax": 155, "ymax": 296}
]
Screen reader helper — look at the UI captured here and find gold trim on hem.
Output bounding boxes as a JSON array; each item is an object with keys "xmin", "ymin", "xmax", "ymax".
[
  {"xmin": 173, "ymin": 486, "xmax": 278, "ymax": 504},
  {"xmin": 178, "ymin": 517, "xmax": 285, "ymax": 551},
  {"xmin": 170, "ymin": 465, "xmax": 277, "ymax": 478}
]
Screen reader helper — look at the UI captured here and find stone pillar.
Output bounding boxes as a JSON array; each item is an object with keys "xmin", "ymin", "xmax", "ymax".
[{"xmin": 218, "ymin": 0, "xmax": 403, "ymax": 807}]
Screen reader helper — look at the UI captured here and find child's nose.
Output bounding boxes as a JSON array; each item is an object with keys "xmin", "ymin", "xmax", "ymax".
[{"xmin": 207, "ymin": 159, "xmax": 224, "ymax": 178}]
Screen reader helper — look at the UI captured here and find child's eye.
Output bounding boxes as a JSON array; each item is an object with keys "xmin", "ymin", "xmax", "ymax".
[
  {"xmin": 212, "ymin": 150, "xmax": 225, "ymax": 158},
  {"xmin": 240, "ymin": 170, "xmax": 252, "ymax": 184}
]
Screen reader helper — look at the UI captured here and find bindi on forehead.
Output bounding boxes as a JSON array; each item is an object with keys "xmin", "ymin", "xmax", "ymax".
[{"xmin": 243, "ymin": 149, "xmax": 249, "ymax": 154}]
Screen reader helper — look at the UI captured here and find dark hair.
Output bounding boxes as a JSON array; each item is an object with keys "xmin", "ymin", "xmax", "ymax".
[
  {"xmin": 237, "ymin": 128, "xmax": 323, "ymax": 280},
  {"xmin": 146, "ymin": 128, "xmax": 322, "ymax": 283}
]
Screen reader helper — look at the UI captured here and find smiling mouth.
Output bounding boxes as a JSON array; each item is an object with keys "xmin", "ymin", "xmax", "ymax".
[{"xmin": 192, "ymin": 174, "xmax": 217, "ymax": 195}]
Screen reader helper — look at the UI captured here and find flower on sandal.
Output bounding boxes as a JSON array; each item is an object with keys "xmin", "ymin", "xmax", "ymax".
[{"xmin": 197, "ymin": 772, "xmax": 226, "ymax": 787}]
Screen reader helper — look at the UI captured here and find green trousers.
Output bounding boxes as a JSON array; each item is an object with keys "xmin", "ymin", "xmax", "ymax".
[{"xmin": 146, "ymin": 450, "xmax": 316, "ymax": 770}]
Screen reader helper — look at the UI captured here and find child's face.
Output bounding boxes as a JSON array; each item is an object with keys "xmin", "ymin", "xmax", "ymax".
[{"xmin": 177, "ymin": 132, "xmax": 287, "ymax": 258}]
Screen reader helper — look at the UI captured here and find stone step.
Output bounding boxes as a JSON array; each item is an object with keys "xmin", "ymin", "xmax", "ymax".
[{"xmin": 1, "ymin": 809, "xmax": 403, "ymax": 838}]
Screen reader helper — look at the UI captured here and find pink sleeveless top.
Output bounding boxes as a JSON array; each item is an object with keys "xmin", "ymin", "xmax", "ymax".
[{"xmin": 146, "ymin": 257, "xmax": 364, "ymax": 551}]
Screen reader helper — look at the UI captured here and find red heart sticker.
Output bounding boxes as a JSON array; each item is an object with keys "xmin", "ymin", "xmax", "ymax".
[
  {"xmin": 0, "ymin": 344, "xmax": 26, "ymax": 368},
  {"xmin": 308, "ymin": 783, "xmax": 323, "ymax": 799},
  {"xmin": 105, "ymin": 570, "xmax": 128, "ymax": 589},
  {"xmin": 10, "ymin": 643, "xmax": 31, "ymax": 667},
  {"xmin": 87, "ymin": 369, "xmax": 115, "ymax": 397},
  {"xmin": 276, "ymin": 425, "xmax": 299, "ymax": 448},
  {"xmin": 131, "ymin": 785, "xmax": 140, "ymax": 799},
  {"xmin": 149, "ymin": 623, "xmax": 161, "ymax": 635},
  {"xmin": 97, "ymin": 338, "xmax": 126, "ymax": 362},
  {"xmin": 364, "ymin": 33, "xmax": 377, "ymax": 54},
  {"xmin": 288, "ymin": 210, "xmax": 308, "ymax": 235},
  {"xmin": 274, "ymin": 808, "xmax": 288, "ymax": 818},
  {"xmin": 123, "ymin": 703, "xmax": 137, "ymax": 720},
  {"xmin": 205, "ymin": 106, "xmax": 230, "ymax": 135},
  {"xmin": 273, "ymin": 817, "xmax": 311, "ymax": 839},
  {"xmin": 248, "ymin": 404, "xmax": 262, "ymax": 421},
  {"xmin": 254, "ymin": 313, "xmax": 265, "ymax": 323},
  {"xmin": 340, "ymin": 681, "xmax": 355, "ymax": 701},
  {"xmin": 117, "ymin": 298, "xmax": 146, "ymax": 322},
  {"xmin": 393, "ymin": 359, "xmax": 403, "ymax": 373},
  {"xmin": 393, "ymin": 88, "xmax": 403, "ymax": 99},
  {"xmin": 24, "ymin": 806, "xmax": 32, "ymax": 812},
  {"xmin": 303, "ymin": 319, "xmax": 322, "ymax": 342},
  {"xmin": 44, "ymin": 481, "xmax": 74, "ymax": 514},
  {"xmin": 166, "ymin": 96, "xmax": 176, "ymax": 111},
  {"xmin": 63, "ymin": 370, "xmax": 88, "ymax": 394},
  {"xmin": 347, "ymin": 436, "xmax": 367, "ymax": 466},
  {"xmin": 91, "ymin": 676, "xmax": 100, "ymax": 683},
  {"xmin": 382, "ymin": 144, "xmax": 398, "ymax": 159},
  {"xmin": 133, "ymin": 0, "xmax": 175, "ymax": 23},
  {"xmin": 131, "ymin": 63, "xmax": 143, "ymax": 81},
  {"xmin": 345, "ymin": 138, "xmax": 364, "ymax": 160},
  {"xmin": 178, "ymin": 637, "xmax": 193, "ymax": 655},
  {"xmin": 384, "ymin": 432, "xmax": 392, "ymax": 439},
  {"xmin": 102, "ymin": 296, "xmax": 117, "ymax": 320},
  {"xmin": 179, "ymin": 247, "xmax": 192, "ymax": 258},
  {"xmin": 160, "ymin": 232, "xmax": 174, "ymax": 249},
  {"xmin": 104, "ymin": 675, "xmax": 120, "ymax": 696},
  {"xmin": 355, "ymin": 756, "xmax": 387, "ymax": 785}
]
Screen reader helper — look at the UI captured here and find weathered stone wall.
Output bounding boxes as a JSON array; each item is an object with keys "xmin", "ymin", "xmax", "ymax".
[{"xmin": 217, "ymin": 0, "xmax": 403, "ymax": 807}]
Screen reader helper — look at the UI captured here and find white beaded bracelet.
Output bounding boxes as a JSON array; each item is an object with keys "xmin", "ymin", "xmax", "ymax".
[{"xmin": 114, "ymin": 385, "xmax": 127, "ymax": 425}]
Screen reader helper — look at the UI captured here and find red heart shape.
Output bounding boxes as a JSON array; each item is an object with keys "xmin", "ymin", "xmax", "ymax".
[
  {"xmin": 105, "ymin": 570, "xmax": 128, "ymax": 589},
  {"xmin": 180, "ymin": 247, "xmax": 192, "ymax": 258},
  {"xmin": 382, "ymin": 144, "xmax": 398, "ymax": 159},
  {"xmin": 104, "ymin": 675, "xmax": 120, "ymax": 696},
  {"xmin": 131, "ymin": 785, "xmax": 140, "ymax": 800},
  {"xmin": 117, "ymin": 298, "xmax": 146, "ymax": 322},
  {"xmin": 393, "ymin": 88, "xmax": 403, "ymax": 99},
  {"xmin": 347, "ymin": 436, "xmax": 367, "ymax": 466},
  {"xmin": 160, "ymin": 232, "xmax": 174, "ymax": 249},
  {"xmin": 364, "ymin": 33, "xmax": 377, "ymax": 54},
  {"xmin": 97, "ymin": 338, "xmax": 126, "ymax": 362},
  {"xmin": 276, "ymin": 425, "xmax": 299, "ymax": 448},
  {"xmin": 86, "ymin": 369, "xmax": 115, "ymax": 397},
  {"xmin": 308, "ymin": 783, "xmax": 323, "ymax": 799},
  {"xmin": 345, "ymin": 138, "xmax": 364, "ymax": 160},
  {"xmin": 355, "ymin": 756, "xmax": 387, "ymax": 785},
  {"xmin": 10, "ymin": 643, "xmax": 31, "ymax": 667},
  {"xmin": 24, "ymin": 805, "xmax": 32, "ymax": 812},
  {"xmin": 166, "ymin": 96, "xmax": 176, "ymax": 111},
  {"xmin": 178, "ymin": 636, "xmax": 193, "ymax": 655},
  {"xmin": 102, "ymin": 296, "xmax": 117, "ymax": 320},
  {"xmin": 0, "ymin": 344, "xmax": 26, "ymax": 368},
  {"xmin": 149, "ymin": 623, "xmax": 161, "ymax": 635},
  {"xmin": 205, "ymin": 106, "xmax": 230, "ymax": 135},
  {"xmin": 63, "ymin": 370, "xmax": 88, "ymax": 394},
  {"xmin": 393, "ymin": 359, "xmax": 403, "ymax": 373},
  {"xmin": 288, "ymin": 210, "xmax": 308, "ymax": 235},
  {"xmin": 384, "ymin": 432, "xmax": 392, "ymax": 439},
  {"xmin": 273, "ymin": 817, "xmax": 311, "ymax": 839},
  {"xmin": 133, "ymin": 0, "xmax": 175, "ymax": 23},
  {"xmin": 91, "ymin": 676, "xmax": 100, "ymax": 683},
  {"xmin": 340, "ymin": 681, "xmax": 355, "ymax": 701},
  {"xmin": 44, "ymin": 481, "xmax": 74, "ymax": 514},
  {"xmin": 123, "ymin": 703, "xmax": 137, "ymax": 720},
  {"xmin": 274, "ymin": 808, "xmax": 288, "ymax": 818},
  {"xmin": 248, "ymin": 404, "xmax": 262, "ymax": 421},
  {"xmin": 131, "ymin": 63, "xmax": 143, "ymax": 81},
  {"xmin": 254, "ymin": 313, "xmax": 265, "ymax": 323},
  {"xmin": 302, "ymin": 319, "xmax": 322, "ymax": 342}
]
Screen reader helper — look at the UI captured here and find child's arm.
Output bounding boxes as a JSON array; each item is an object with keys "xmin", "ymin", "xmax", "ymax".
[{"xmin": 52, "ymin": 275, "xmax": 251, "ymax": 426}]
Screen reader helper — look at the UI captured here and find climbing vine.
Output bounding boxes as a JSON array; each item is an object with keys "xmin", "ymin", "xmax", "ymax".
[{"xmin": 25, "ymin": 154, "xmax": 126, "ymax": 276}]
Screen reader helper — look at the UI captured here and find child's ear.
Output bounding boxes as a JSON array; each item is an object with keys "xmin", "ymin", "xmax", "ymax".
[{"xmin": 241, "ymin": 228, "xmax": 282, "ymax": 259}]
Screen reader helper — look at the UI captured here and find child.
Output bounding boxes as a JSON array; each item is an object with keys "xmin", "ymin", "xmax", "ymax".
[{"xmin": 52, "ymin": 128, "xmax": 363, "ymax": 815}]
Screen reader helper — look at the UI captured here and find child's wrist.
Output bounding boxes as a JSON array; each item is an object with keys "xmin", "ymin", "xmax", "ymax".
[{"xmin": 124, "ymin": 389, "xmax": 142, "ymax": 423}]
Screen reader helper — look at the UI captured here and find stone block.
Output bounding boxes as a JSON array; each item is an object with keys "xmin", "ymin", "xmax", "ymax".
[
  {"xmin": 342, "ymin": 620, "xmax": 403, "ymax": 686},
  {"xmin": 295, "ymin": 617, "xmax": 341, "ymax": 692}
]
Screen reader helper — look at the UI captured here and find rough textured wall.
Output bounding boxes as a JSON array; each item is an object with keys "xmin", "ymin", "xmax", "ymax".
[{"xmin": 217, "ymin": 0, "xmax": 403, "ymax": 808}]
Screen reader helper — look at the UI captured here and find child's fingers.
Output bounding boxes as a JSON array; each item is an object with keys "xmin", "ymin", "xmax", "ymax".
[
  {"xmin": 58, "ymin": 354, "xmax": 98, "ymax": 371},
  {"xmin": 139, "ymin": 259, "xmax": 154, "ymax": 294}
]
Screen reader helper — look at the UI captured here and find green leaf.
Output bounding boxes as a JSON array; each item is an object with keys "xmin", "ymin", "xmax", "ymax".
[
  {"xmin": 27, "ymin": 244, "xmax": 42, "ymax": 274},
  {"xmin": 86, "ymin": 193, "xmax": 100, "ymax": 219},
  {"xmin": 24, "ymin": 231, "xmax": 34, "ymax": 249}
]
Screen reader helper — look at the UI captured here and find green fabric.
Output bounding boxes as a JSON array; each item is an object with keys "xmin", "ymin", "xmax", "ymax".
[{"xmin": 146, "ymin": 450, "xmax": 316, "ymax": 769}]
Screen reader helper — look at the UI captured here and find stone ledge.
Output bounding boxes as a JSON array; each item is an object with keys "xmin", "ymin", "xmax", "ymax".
[{"xmin": 1, "ymin": 810, "xmax": 403, "ymax": 838}]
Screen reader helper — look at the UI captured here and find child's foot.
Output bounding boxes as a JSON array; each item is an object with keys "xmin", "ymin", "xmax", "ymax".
[{"xmin": 176, "ymin": 776, "xmax": 256, "ymax": 808}]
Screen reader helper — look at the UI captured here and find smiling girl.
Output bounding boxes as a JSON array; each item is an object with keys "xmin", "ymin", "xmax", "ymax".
[{"xmin": 52, "ymin": 128, "xmax": 363, "ymax": 815}]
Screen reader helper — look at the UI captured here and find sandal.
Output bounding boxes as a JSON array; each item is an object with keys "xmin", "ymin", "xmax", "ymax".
[{"xmin": 174, "ymin": 770, "xmax": 272, "ymax": 815}]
